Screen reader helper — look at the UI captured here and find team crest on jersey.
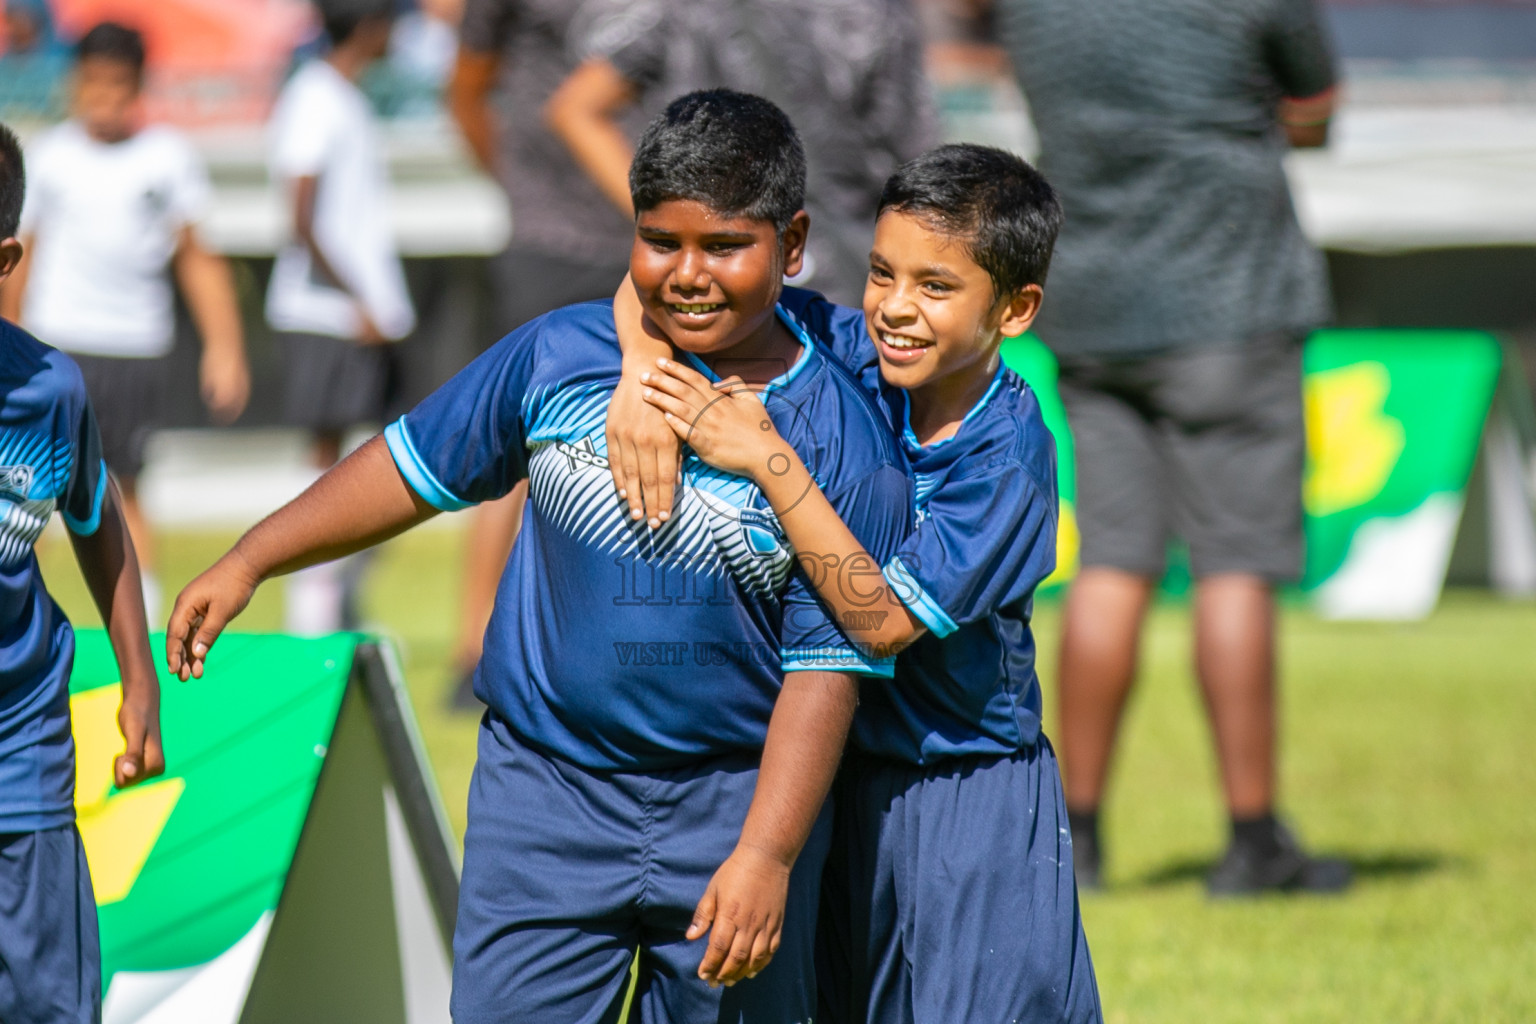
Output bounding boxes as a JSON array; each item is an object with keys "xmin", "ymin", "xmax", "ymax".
[
  {"xmin": 558, "ymin": 437, "xmax": 609, "ymax": 474},
  {"xmin": 0, "ymin": 464, "xmax": 35, "ymax": 500}
]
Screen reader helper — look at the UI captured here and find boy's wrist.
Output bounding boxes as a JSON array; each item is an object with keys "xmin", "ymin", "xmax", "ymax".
[{"xmin": 735, "ymin": 838, "xmax": 797, "ymax": 871}]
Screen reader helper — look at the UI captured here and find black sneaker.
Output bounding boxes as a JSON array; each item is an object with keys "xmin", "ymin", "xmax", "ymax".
[
  {"xmin": 1070, "ymin": 819, "xmax": 1103, "ymax": 892},
  {"xmin": 1206, "ymin": 820, "xmax": 1352, "ymax": 897}
]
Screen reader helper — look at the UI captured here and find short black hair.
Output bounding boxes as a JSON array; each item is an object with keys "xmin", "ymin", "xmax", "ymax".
[
  {"xmin": 0, "ymin": 122, "xmax": 24, "ymax": 239},
  {"xmin": 878, "ymin": 144, "xmax": 1063, "ymax": 299},
  {"xmin": 318, "ymin": 1, "xmax": 394, "ymax": 47},
  {"xmin": 630, "ymin": 90, "xmax": 806, "ymax": 234},
  {"xmin": 75, "ymin": 21, "xmax": 146, "ymax": 77}
]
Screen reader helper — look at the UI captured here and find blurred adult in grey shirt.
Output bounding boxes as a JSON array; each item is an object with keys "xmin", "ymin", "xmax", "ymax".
[
  {"xmin": 545, "ymin": 0, "xmax": 937, "ymax": 306},
  {"xmin": 996, "ymin": 0, "xmax": 1350, "ymax": 895},
  {"xmin": 444, "ymin": 0, "xmax": 649, "ymax": 707}
]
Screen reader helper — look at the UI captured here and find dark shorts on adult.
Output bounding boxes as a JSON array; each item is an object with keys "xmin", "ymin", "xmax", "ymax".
[
  {"xmin": 823, "ymin": 739, "xmax": 1101, "ymax": 1024},
  {"xmin": 1055, "ymin": 332, "xmax": 1306, "ymax": 582},
  {"xmin": 451, "ymin": 712, "xmax": 831, "ymax": 1024},
  {"xmin": 279, "ymin": 331, "xmax": 392, "ymax": 434},
  {"xmin": 0, "ymin": 825, "xmax": 101, "ymax": 1024},
  {"xmin": 489, "ymin": 245, "xmax": 632, "ymax": 336},
  {"xmin": 71, "ymin": 353, "xmax": 166, "ymax": 480}
]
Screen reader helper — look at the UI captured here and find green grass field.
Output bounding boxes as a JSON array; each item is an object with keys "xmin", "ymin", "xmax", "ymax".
[{"xmin": 37, "ymin": 523, "xmax": 1536, "ymax": 1022}]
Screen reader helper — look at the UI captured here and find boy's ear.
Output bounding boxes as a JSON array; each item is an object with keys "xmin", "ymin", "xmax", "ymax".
[
  {"xmin": 997, "ymin": 284, "xmax": 1044, "ymax": 339},
  {"xmin": 779, "ymin": 210, "xmax": 811, "ymax": 279},
  {"xmin": 0, "ymin": 238, "xmax": 22, "ymax": 282}
]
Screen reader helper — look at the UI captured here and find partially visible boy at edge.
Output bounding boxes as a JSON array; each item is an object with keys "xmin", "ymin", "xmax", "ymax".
[
  {"xmin": 610, "ymin": 144, "xmax": 1102, "ymax": 1022},
  {"xmin": 166, "ymin": 90, "xmax": 911, "ymax": 1023},
  {"xmin": 0, "ymin": 121, "xmax": 164, "ymax": 1024},
  {"xmin": 0, "ymin": 22, "xmax": 251, "ymax": 624}
]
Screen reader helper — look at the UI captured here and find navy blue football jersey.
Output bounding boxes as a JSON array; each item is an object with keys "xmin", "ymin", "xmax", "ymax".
[
  {"xmin": 0, "ymin": 321, "xmax": 107, "ymax": 830},
  {"xmin": 777, "ymin": 288, "xmax": 1060, "ymax": 763},
  {"xmin": 386, "ymin": 299, "xmax": 911, "ymax": 770}
]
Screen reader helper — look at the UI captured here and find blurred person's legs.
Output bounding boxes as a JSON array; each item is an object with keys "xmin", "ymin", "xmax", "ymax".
[
  {"xmin": 280, "ymin": 332, "xmax": 390, "ymax": 635},
  {"xmin": 72, "ymin": 354, "xmax": 164, "ymax": 621},
  {"xmin": 449, "ymin": 246, "xmax": 627, "ymax": 708},
  {"xmin": 1056, "ymin": 335, "xmax": 1348, "ymax": 893}
]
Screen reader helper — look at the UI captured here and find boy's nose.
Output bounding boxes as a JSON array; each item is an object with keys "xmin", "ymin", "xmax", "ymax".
[{"xmin": 671, "ymin": 250, "xmax": 710, "ymax": 292}]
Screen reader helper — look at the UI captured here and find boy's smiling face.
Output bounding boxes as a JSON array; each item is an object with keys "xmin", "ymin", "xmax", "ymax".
[
  {"xmin": 863, "ymin": 209, "xmax": 1041, "ymax": 394},
  {"xmin": 630, "ymin": 199, "xmax": 808, "ymax": 356}
]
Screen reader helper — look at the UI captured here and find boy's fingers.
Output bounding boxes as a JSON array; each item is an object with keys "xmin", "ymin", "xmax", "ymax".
[
  {"xmin": 639, "ymin": 450, "xmax": 661, "ymax": 528},
  {"xmin": 643, "ymin": 369, "xmax": 695, "ymax": 402},
  {"xmin": 142, "ymin": 732, "xmax": 166, "ymax": 780},
  {"xmin": 618, "ymin": 443, "xmax": 643, "ymax": 520},
  {"xmin": 687, "ymin": 885, "xmax": 717, "ymax": 942},
  {"xmin": 745, "ymin": 925, "xmax": 776, "ymax": 979},
  {"xmin": 716, "ymin": 921, "xmax": 758, "ymax": 985},
  {"xmin": 113, "ymin": 753, "xmax": 141, "ymax": 789},
  {"xmin": 658, "ymin": 357, "xmax": 713, "ymax": 392},
  {"xmin": 189, "ymin": 603, "xmax": 233, "ymax": 675},
  {"xmin": 655, "ymin": 447, "xmax": 678, "ymax": 523},
  {"xmin": 700, "ymin": 913, "xmax": 739, "ymax": 982},
  {"xmin": 605, "ymin": 425, "xmax": 627, "ymax": 498},
  {"xmin": 641, "ymin": 388, "xmax": 695, "ymax": 424}
]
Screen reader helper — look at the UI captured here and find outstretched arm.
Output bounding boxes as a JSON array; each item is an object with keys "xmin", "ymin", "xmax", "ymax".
[
  {"xmin": 643, "ymin": 359, "xmax": 925, "ymax": 657},
  {"xmin": 70, "ymin": 480, "xmax": 165, "ymax": 789},
  {"xmin": 167, "ymin": 436, "xmax": 437, "ymax": 680},
  {"xmin": 690, "ymin": 669, "xmax": 858, "ymax": 986},
  {"xmin": 173, "ymin": 226, "xmax": 250, "ymax": 424}
]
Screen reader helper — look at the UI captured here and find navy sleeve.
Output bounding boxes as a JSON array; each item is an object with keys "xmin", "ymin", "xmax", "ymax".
[
  {"xmin": 780, "ymin": 462, "xmax": 912, "ymax": 677},
  {"xmin": 777, "ymin": 287, "xmax": 877, "ymax": 382},
  {"xmin": 883, "ymin": 461, "xmax": 1055, "ymax": 638},
  {"xmin": 385, "ymin": 324, "xmax": 540, "ymax": 510},
  {"xmin": 1265, "ymin": 0, "xmax": 1337, "ymax": 99},
  {"xmin": 61, "ymin": 388, "xmax": 107, "ymax": 536}
]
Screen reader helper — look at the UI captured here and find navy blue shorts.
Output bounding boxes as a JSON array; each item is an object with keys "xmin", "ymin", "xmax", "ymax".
[
  {"xmin": 0, "ymin": 825, "xmax": 101, "ymax": 1024},
  {"xmin": 451, "ymin": 712, "xmax": 831, "ymax": 1024},
  {"xmin": 824, "ymin": 739, "xmax": 1101, "ymax": 1024}
]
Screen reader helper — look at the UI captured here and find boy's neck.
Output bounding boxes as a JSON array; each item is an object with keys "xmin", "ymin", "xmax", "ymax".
[
  {"xmin": 326, "ymin": 47, "xmax": 372, "ymax": 83},
  {"xmin": 81, "ymin": 121, "xmax": 137, "ymax": 145},
  {"xmin": 695, "ymin": 302, "xmax": 802, "ymax": 387},
  {"xmin": 905, "ymin": 349, "xmax": 1002, "ymax": 447}
]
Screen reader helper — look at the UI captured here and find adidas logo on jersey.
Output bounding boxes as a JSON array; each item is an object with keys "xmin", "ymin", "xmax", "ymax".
[{"xmin": 0, "ymin": 464, "xmax": 35, "ymax": 499}]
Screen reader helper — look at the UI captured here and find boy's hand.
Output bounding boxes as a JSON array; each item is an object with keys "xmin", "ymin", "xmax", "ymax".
[
  {"xmin": 114, "ymin": 681, "xmax": 165, "ymax": 789},
  {"xmin": 357, "ymin": 308, "xmax": 389, "ymax": 345},
  {"xmin": 641, "ymin": 358, "xmax": 785, "ymax": 480},
  {"xmin": 166, "ymin": 553, "xmax": 261, "ymax": 681},
  {"xmin": 606, "ymin": 365, "xmax": 680, "ymax": 530},
  {"xmin": 688, "ymin": 844, "xmax": 792, "ymax": 987},
  {"xmin": 200, "ymin": 346, "xmax": 250, "ymax": 424}
]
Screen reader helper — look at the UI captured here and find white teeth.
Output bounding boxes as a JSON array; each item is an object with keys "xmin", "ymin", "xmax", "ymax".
[
  {"xmin": 673, "ymin": 303, "xmax": 721, "ymax": 314},
  {"xmin": 881, "ymin": 332, "xmax": 928, "ymax": 350}
]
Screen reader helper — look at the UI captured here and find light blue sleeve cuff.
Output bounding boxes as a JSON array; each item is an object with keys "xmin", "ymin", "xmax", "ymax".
[
  {"xmin": 882, "ymin": 555, "xmax": 959, "ymax": 639},
  {"xmin": 61, "ymin": 461, "xmax": 107, "ymax": 536},
  {"xmin": 384, "ymin": 418, "xmax": 474, "ymax": 512},
  {"xmin": 782, "ymin": 646, "xmax": 896, "ymax": 679}
]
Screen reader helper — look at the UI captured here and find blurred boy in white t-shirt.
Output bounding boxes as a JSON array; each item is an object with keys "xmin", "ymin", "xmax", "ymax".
[
  {"xmin": 266, "ymin": 5, "xmax": 414, "ymax": 632},
  {"xmin": 0, "ymin": 21, "xmax": 250, "ymax": 622}
]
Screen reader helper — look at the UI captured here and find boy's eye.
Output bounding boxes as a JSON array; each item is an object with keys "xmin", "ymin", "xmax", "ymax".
[
  {"xmin": 706, "ymin": 242, "xmax": 745, "ymax": 256},
  {"xmin": 868, "ymin": 265, "xmax": 892, "ymax": 281},
  {"xmin": 644, "ymin": 237, "xmax": 680, "ymax": 253},
  {"xmin": 922, "ymin": 280, "xmax": 953, "ymax": 295}
]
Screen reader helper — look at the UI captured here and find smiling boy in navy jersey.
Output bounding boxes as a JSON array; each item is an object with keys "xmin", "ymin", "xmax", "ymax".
[
  {"xmin": 0, "ymin": 121, "xmax": 164, "ymax": 1024},
  {"xmin": 613, "ymin": 144, "xmax": 1102, "ymax": 1022},
  {"xmin": 167, "ymin": 91, "xmax": 910, "ymax": 1023}
]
